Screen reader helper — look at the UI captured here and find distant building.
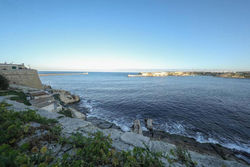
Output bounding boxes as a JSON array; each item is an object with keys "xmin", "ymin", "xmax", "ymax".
[{"xmin": 0, "ymin": 63, "xmax": 27, "ymax": 70}]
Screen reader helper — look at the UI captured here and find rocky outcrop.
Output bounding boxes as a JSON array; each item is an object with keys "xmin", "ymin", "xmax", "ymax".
[
  {"xmin": 145, "ymin": 118, "xmax": 153, "ymax": 130},
  {"xmin": 132, "ymin": 120, "xmax": 142, "ymax": 135},
  {"xmin": 69, "ymin": 107, "xmax": 86, "ymax": 120},
  {"xmin": 87, "ymin": 117, "xmax": 120, "ymax": 129},
  {"xmin": 145, "ymin": 118, "xmax": 154, "ymax": 137},
  {"xmin": 52, "ymin": 89, "xmax": 80, "ymax": 105}
]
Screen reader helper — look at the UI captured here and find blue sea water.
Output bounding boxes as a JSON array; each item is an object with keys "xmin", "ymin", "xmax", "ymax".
[{"xmin": 39, "ymin": 72, "xmax": 250, "ymax": 153}]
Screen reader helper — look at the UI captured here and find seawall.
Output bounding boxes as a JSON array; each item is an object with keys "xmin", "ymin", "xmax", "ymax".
[{"xmin": 0, "ymin": 69, "xmax": 43, "ymax": 89}]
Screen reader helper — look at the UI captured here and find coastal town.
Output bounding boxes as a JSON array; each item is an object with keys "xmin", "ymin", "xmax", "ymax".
[
  {"xmin": 0, "ymin": 63, "xmax": 249, "ymax": 167},
  {"xmin": 128, "ymin": 71, "xmax": 250, "ymax": 79}
]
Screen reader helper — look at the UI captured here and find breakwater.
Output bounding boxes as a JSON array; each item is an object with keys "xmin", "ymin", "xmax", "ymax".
[{"xmin": 39, "ymin": 72, "xmax": 88, "ymax": 76}]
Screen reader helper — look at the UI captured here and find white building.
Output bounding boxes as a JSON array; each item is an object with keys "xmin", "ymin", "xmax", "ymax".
[{"xmin": 0, "ymin": 63, "xmax": 27, "ymax": 70}]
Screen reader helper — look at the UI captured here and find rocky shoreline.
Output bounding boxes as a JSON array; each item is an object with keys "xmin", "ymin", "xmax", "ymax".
[
  {"xmin": 0, "ymin": 84, "xmax": 249, "ymax": 166},
  {"xmin": 81, "ymin": 115, "xmax": 250, "ymax": 165},
  {"xmin": 71, "ymin": 102, "xmax": 250, "ymax": 165}
]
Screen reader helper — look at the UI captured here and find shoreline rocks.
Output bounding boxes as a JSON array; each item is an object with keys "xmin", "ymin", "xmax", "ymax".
[
  {"xmin": 132, "ymin": 119, "xmax": 143, "ymax": 135},
  {"xmin": 52, "ymin": 89, "xmax": 80, "ymax": 105},
  {"xmin": 143, "ymin": 129, "xmax": 250, "ymax": 165},
  {"xmin": 145, "ymin": 118, "xmax": 153, "ymax": 130},
  {"xmin": 69, "ymin": 107, "xmax": 86, "ymax": 120},
  {"xmin": 145, "ymin": 118, "xmax": 154, "ymax": 137},
  {"xmin": 87, "ymin": 117, "xmax": 121, "ymax": 130}
]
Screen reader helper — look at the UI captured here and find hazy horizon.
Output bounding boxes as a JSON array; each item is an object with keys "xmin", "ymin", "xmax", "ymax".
[
  {"xmin": 37, "ymin": 68, "xmax": 250, "ymax": 72},
  {"xmin": 1, "ymin": 0, "xmax": 250, "ymax": 71}
]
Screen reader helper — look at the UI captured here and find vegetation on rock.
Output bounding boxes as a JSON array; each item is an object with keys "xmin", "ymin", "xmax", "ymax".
[
  {"xmin": 0, "ymin": 102, "xmax": 196, "ymax": 167},
  {"xmin": 0, "ymin": 74, "xmax": 9, "ymax": 90},
  {"xmin": 58, "ymin": 108, "xmax": 73, "ymax": 118},
  {"xmin": 171, "ymin": 146, "xmax": 197, "ymax": 167},
  {"xmin": 0, "ymin": 90, "xmax": 31, "ymax": 105}
]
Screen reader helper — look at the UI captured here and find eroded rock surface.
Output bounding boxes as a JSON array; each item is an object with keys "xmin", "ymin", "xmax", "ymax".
[
  {"xmin": 69, "ymin": 107, "xmax": 86, "ymax": 120},
  {"xmin": 52, "ymin": 89, "xmax": 80, "ymax": 104},
  {"xmin": 132, "ymin": 119, "xmax": 142, "ymax": 135}
]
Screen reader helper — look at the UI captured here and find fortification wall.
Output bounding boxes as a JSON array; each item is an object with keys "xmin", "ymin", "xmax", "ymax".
[{"xmin": 0, "ymin": 69, "xmax": 43, "ymax": 89}]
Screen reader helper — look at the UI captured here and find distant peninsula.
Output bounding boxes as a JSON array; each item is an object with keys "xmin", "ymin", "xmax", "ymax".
[{"xmin": 128, "ymin": 71, "xmax": 250, "ymax": 79}]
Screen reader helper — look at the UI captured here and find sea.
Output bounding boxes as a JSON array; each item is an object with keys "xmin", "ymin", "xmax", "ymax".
[{"xmin": 39, "ymin": 71, "xmax": 250, "ymax": 154}]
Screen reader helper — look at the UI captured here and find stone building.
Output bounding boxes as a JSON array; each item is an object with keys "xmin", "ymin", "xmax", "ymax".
[
  {"xmin": 0, "ymin": 63, "xmax": 27, "ymax": 70},
  {"xmin": 0, "ymin": 63, "xmax": 43, "ymax": 89}
]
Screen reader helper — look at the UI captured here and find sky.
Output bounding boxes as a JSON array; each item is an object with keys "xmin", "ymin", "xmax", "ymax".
[{"xmin": 0, "ymin": 0, "xmax": 250, "ymax": 71}]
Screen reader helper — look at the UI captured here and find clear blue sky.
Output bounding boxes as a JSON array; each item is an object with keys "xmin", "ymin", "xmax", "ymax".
[{"xmin": 0, "ymin": 0, "xmax": 250, "ymax": 71}]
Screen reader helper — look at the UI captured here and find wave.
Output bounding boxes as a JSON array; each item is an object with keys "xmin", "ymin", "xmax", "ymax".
[
  {"xmin": 80, "ymin": 100, "xmax": 250, "ymax": 154},
  {"xmin": 161, "ymin": 122, "xmax": 250, "ymax": 154}
]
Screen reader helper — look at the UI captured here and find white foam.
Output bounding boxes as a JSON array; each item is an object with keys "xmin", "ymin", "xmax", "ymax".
[
  {"xmin": 163, "ymin": 122, "xmax": 186, "ymax": 135},
  {"xmin": 194, "ymin": 132, "xmax": 250, "ymax": 154},
  {"xmin": 110, "ymin": 120, "xmax": 130, "ymax": 132},
  {"xmin": 83, "ymin": 102, "xmax": 250, "ymax": 154},
  {"xmin": 223, "ymin": 143, "xmax": 250, "ymax": 154},
  {"xmin": 163, "ymin": 122, "xmax": 250, "ymax": 154}
]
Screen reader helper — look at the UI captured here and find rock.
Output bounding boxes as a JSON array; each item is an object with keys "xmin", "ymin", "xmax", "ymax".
[
  {"xmin": 69, "ymin": 107, "xmax": 86, "ymax": 120},
  {"xmin": 29, "ymin": 122, "xmax": 41, "ymax": 128},
  {"xmin": 43, "ymin": 84, "xmax": 52, "ymax": 90},
  {"xmin": 102, "ymin": 128, "xmax": 123, "ymax": 141},
  {"xmin": 150, "ymin": 140, "xmax": 175, "ymax": 153},
  {"xmin": 112, "ymin": 140, "xmax": 133, "ymax": 151},
  {"xmin": 145, "ymin": 118, "xmax": 153, "ymax": 130},
  {"xmin": 132, "ymin": 119, "xmax": 142, "ymax": 135},
  {"xmin": 121, "ymin": 132, "xmax": 150, "ymax": 148},
  {"xmin": 9, "ymin": 84, "xmax": 39, "ymax": 93},
  {"xmin": 55, "ymin": 103, "xmax": 63, "ymax": 112},
  {"xmin": 87, "ymin": 117, "xmax": 120, "ymax": 129},
  {"xmin": 58, "ymin": 117, "xmax": 90, "ymax": 135},
  {"xmin": 53, "ymin": 89, "xmax": 80, "ymax": 105},
  {"xmin": 78, "ymin": 124, "xmax": 101, "ymax": 136}
]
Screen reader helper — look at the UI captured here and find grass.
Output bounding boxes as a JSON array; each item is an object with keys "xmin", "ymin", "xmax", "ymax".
[
  {"xmin": 0, "ymin": 102, "xmax": 59, "ymax": 167},
  {"xmin": 58, "ymin": 108, "xmax": 73, "ymax": 118},
  {"xmin": 0, "ymin": 90, "xmax": 31, "ymax": 105},
  {"xmin": 170, "ymin": 146, "xmax": 197, "ymax": 167}
]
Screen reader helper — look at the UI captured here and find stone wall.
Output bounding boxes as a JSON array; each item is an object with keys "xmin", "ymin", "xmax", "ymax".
[{"xmin": 0, "ymin": 69, "xmax": 43, "ymax": 89}]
